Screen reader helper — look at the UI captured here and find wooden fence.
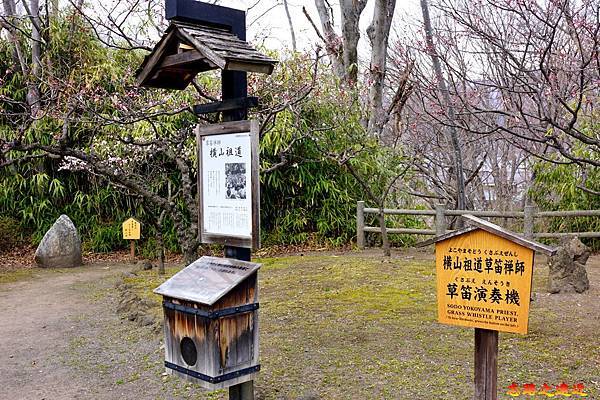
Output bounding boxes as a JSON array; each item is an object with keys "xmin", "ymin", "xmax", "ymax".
[{"xmin": 356, "ymin": 201, "xmax": 600, "ymax": 249}]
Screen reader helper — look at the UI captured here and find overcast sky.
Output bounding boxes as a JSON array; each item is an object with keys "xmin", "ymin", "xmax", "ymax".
[{"xmin": 220, "ymin": 0, "xmax": 424, "ymax": 53}]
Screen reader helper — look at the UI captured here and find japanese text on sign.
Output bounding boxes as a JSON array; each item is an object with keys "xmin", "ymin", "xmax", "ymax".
[
  {"xmin": 436, "ymin": 229, "xmax": 534, "ymax": 334},
  {"xmin": 122, "ymin": 217, "xmax": 141, "ymax": 240},
  {"xmin": 201, "ymin": 132, "xmax": 252, "ymax": 238}
]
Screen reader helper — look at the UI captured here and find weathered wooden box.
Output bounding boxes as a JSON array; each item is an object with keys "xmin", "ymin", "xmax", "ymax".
[{"xmin": 154, "ymin": 256, "xmax": 261, "ymax": 390}]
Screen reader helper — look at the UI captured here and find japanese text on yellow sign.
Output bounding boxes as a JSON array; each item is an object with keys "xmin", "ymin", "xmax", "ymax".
[
  {"xmin": 122, "ymin": 218, "xmax": 141, "ymax": 240},
  {"xmin": 436, "ymin": 229, "xmax": 534, "ymax": 334}
]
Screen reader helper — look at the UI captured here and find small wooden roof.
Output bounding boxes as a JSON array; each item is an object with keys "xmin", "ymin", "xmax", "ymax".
[
  {"xmin": 417, "ymin": 214, "xmax": 557, "ymax": 256},
  {"xmin": 154, "ymin": 256, "xmax": 261, "ymax": 305},
  {"xmin": 136, "ymin": 21, "xmax": 277, "ymax": 89}
]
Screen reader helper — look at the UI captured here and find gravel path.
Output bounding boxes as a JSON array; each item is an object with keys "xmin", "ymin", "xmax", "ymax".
[{"xmin": 0, "ymin": 263, "xmax": 211, "ymax": 400}]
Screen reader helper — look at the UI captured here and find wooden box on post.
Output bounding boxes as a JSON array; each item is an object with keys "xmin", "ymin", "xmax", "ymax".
[
  {"xmin": 153, "ymin": 256, "xmax": 261, "ymax": 390},
  {"xmin": 136, "ymin": 2, "xmax": 278, "ymax": 397}
]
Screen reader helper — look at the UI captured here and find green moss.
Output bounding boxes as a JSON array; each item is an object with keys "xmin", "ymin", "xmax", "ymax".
[
  {"xmin": 0, "ymin": 268, "xmax": 34, "ymax": 284},
  {"xmin": 123, "ymin": 253, "xmax": 599, "ymax": 399},
  {"xmin": 120, "ymin": 267, "xmax": 187, "ymax": 321}
]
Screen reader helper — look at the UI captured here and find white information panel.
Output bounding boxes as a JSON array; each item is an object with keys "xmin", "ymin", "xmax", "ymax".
[{"xmin": 201, "ymin": 132, "xmax": 252, "ymax": 237}]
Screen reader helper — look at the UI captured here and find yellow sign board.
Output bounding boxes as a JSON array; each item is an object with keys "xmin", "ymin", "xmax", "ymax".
[
  {"xmin": 122, "ymin": 217, "xmax": 141, "ymax": 240},
  {"xmin": 436, "ymin": 229, "xmax": 534, "ymax": 334}
]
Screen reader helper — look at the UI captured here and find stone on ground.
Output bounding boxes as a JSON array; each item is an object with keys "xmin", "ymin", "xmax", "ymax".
[
  {"xmin": 141, "ymin": 260, "xmax": 153, "ymax": 271},
  {"xmin": 548, "ymin": 237, "xmax": 590, "ymax": 293},
  {"xmin": 34, "ymin": 215, "xmax": 82, "ymax": 268}
]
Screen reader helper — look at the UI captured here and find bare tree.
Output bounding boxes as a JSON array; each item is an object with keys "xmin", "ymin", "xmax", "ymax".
[
  {"xmin": 303, "ymin": 0, "xmax": 419, "ymax": 254},
  {"xmin": 282, "ymin": 0, "xmax": 297, "ymax": 51},
  {"xmin": 419, "ymin": 0, "xmax": 467, "ymax": 217},
  {"xmin": 309, "ymin": 0, "xmax": 404, "ymax": 135},
  {"xmin": 387, "ymin": 0, "xmax": 598, "ymax": 216},
  {"xmin": 434, "ymin": 0, "xmax": 600, "ymax": 171}
]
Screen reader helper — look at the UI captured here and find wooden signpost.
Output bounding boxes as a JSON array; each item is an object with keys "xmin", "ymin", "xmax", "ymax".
[
  {"xmin": 419, "ymin": 215, "xmax": 556, "ymax": 400},
  {"xmin": 136, "ymin": 1, "xmax": 276, "ymax": 399},
  {"xmin": 122, "ymin": 217, "xmax": 141, "ymax": 260}
]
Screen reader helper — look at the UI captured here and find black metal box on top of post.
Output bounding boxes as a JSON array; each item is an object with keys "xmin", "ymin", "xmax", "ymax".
[{"xmin": 154, "ymin": 256, "xmax": 261, "ymax": 390}]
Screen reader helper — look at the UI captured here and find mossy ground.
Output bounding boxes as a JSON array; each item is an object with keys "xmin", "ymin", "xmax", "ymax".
[
  {"xmin": 0, "ymin": 267, "xmax": 34, "ymax": 284},
  {"xmin": 122, "ymin": 250, "xmax": 599, "ymax": 399}
]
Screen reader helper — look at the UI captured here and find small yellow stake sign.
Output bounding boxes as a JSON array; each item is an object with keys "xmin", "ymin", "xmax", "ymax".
[
  {"xmin": 122, "ymin": 217, "xmax": 141, "ymax": 240},
  {"xmin": 436, "ymin": 229, "xmax": 534, "ymax": 334},
  {"xmin": 123, "ymin": 217, "xmax": 141, "ymax": 260}
]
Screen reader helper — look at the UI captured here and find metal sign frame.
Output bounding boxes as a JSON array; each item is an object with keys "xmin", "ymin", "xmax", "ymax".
[{"xmin": 197, "ymin": 120, "xmax": 260, "ymax": 249}]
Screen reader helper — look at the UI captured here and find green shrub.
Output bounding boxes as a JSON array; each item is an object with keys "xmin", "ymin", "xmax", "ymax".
[
  {"xmin": 0, "ymin": 216, "xmax": 24, "ymax": 251},
  {"xmin": 85, "ymin": 223, "xmax": 124, "ymax": 253},
  {"xmin": 529, "ymin": 148, "xmax": 599, "ymax": 250}
]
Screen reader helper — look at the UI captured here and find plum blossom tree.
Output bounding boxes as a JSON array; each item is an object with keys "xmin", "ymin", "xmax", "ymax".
[
  {"xmin": 388, "ymin": 0, "xmax": 598, "ymax": 213},
  {"xmin": 0, "ymin": 0, "xmax": 216, "ymax": 262},
  {"xmin": 0, "ymin": 0, "xmax": 332, "ymax": 260}
]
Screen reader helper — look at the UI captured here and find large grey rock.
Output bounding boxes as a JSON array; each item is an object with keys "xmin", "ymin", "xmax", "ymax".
[
  {"xmin": 35, "ymin": 215, "xmax": 82, "ymax": 268},
  {"xmin": 548, "ymin": 237, "xmax": 590, "ymax": 294}
]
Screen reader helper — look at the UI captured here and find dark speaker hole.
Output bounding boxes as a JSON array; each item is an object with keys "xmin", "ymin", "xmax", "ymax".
[{"xmin": 180, "ymin": 337, "xmax": 197, "ymax": 366}]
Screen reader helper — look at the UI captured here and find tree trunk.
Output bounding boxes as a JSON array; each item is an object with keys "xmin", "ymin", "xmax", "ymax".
[
  {"xmin": 314, "ymin": 0, "xmax": 345, "ymax": 78},
  {"xmin": 2, "ymin": 0, "xmax": 29, "ymax": 78},
  {"xmin": 283, "ymin": 0, "xmax": 297, "ymax": 52},
  {"xmin": 314, "ymin": 0, "xmax": 368, "ymax": 85},
  {"xmin": 157, "ymin": 210, "xmax": 166, "ymax": 275},
  {"xmin": 182, "ymin": 244, "xmax": 197, "ymax": 266},
  {"xmin": 339, "ymin": 0, "xmax": 367, "ymax": 85},
  {"xmin": 51, "ymin": 0, "xmax": 59, "ymax": 16},
  {"xmin": 27, "ymin": 0, "xmax": 42, "ymax": 117},
  {"xmin": 420, "ymin": 0, "xmax": 468, "ymax": 224},
  {"xmin": 366, "ymin": 0, "xmax": 397, "ymax": 136}
]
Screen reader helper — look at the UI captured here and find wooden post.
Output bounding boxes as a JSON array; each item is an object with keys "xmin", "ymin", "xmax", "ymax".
[
  {"xmin": 158, "ymin": 247, "xmax": 165, "ymax": 275},
  {"xmin": 524, "ymin": 205, "xmax": 535, "ymax": 302},
  {"xmin": 474, "ymin": 328, "xmax": 498, "ymax": 400},
  {"xmin": 229, "ymin": 380, "xmax": 254, "ymax": 400},
  {"xmin": 222, "ymin": 46, "xmax": 255, "ymax": 400},
  {"xmin": 524, "ymin": 205, "xmax": 535, "ymax": 239},
  {"xmin": 130, "ymin": 240, "xmax": 135, "ymax": 261},
  {"xmin": 357, "ymin": 201, "xmax": 365, "ymax": 250},
  {"xmin": 435, "ymin": 204, "xmax": 447, "ymax": 236}
]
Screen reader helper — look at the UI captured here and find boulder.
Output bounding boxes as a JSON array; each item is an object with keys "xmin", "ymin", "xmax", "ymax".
[
  {"xmin": 548, "ymin": 237, "xmax": 590, "ymax": 294},
  {"xmin": 34, "ymin": 215, "xmax": 82, "ymax": 268},
  {"xmin": 141, "ymin": 260, "xmax": 153, "ymax": 271}
]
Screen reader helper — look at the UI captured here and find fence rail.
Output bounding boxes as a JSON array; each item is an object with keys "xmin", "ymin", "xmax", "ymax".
[{"xmin": 356, "ymin": 201, "xmax": 600, "ymax": 249}]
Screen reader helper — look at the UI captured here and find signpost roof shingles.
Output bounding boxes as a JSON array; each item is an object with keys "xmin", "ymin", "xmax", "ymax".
[{"xmin": 136, "ymin": 21, "xmax": 277, "ymax": 89}]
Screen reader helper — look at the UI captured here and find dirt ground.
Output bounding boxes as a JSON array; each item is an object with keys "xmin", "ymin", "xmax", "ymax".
[
  {"xmin": 0, "ymin": 262, "xmax": 196, "ymax": 400},
  {"xmin": 0, "ymin": 249, "xmax": 598, "ymax": 399}
]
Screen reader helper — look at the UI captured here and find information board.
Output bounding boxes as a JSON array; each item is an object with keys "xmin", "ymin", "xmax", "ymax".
[
  {"xmin": 197, "ymin": 121, "xmax": 259, "ymax": 249},
  {"xmin": 436, "ymin": 229, "xmax": 534, "ymax": 334},
  {"xmin": 201, "ymin": 132, "xmax": 252, "ymax": 236}
]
